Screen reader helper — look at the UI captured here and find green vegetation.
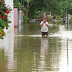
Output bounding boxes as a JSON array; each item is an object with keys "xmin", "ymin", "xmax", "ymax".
[
  {"xmin": 60, "ymin": 0, "xmax": 72, "ymax": 18},
  {"xmin": 69, "ymin": 20, "xmax": 72, "ymax": 29},
  {"xmin": 13, "ymin": 0, "xmax": 72, "ymax": 23},
  {"xmin": 0, "ymin": 0, "xmax": 12, "ymax": 39},
  {"xmin": 22, "ymin": 7, "xmax": 28, "ymax": 24},
  {"xmin": 14, "ymin": 0, "xmax": 21, "ymax": 8}
]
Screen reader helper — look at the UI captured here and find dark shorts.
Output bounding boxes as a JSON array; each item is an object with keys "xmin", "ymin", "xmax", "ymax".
[{"xmin": 41, "ymin": 32, "xmax": 48, "ymax": 36}]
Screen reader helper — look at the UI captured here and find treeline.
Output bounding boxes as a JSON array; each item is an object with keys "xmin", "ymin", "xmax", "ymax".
[{"xmin": 14, "ymin": 0, "xmax": 72, "ymax": 18}]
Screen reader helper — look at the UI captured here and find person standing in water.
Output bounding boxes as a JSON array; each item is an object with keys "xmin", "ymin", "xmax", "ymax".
[{"xmin": 40, "ymin": 17, "xmax": 49, "ymax": 36}]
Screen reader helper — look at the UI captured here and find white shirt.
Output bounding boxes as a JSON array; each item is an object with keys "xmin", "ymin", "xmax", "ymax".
[{"xmin": 40, "ymin": 21, "xmax": 49, "ymax": 32}]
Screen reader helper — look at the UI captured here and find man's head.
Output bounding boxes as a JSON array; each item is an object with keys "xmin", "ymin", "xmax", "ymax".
[{"xmin": 43, "ymin": 17, "xmax": 46, "ymax": 22}]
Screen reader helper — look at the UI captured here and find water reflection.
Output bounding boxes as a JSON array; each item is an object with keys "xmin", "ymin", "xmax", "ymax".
[
  {"xmin": 0, "ymin": 30, "xmax": 14, "ymax": 72},
  {"xmin": 40, "ymin": 37, "xmax": 48, "ymax": 59},
  {"xmin": 5, "ymin": 31, "xmax": 14, "ymax": 71},
  {"xmin": 1, "ymin": 23, "xmax": 72, "ymax": 72},
  {"xmin": 40, "ymin": 37, "xmax": 49, "ymax": 71}
]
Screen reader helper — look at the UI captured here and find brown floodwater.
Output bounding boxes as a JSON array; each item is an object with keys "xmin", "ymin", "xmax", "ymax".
[{"xmin": 0, "ymin": 22, "xmax": 72, "ymax": 72}]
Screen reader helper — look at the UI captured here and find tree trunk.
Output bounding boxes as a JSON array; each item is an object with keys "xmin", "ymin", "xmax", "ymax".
[{"xmin": 26, "ymin": 2, "xmax": 29, "ymax": 17}]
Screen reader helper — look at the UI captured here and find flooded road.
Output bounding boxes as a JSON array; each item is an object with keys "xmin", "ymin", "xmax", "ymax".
[{"xmin": 0, "ymin": 23, "xmax": 72, "ymax": 72}]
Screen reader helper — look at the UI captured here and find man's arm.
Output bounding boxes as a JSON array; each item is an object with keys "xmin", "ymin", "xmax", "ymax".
[
  {"xmin": 40, "ymin": 21, "xmax": 44, "ymax": 26},
  {"xmin": 46, "ymin": 24, "xmax": 49, "ymax": 27},
  {"xmin": 46, "ymin": 22, "xmax": 49, "ymax": 27}
]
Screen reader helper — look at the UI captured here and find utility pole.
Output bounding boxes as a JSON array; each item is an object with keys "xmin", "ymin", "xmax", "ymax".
[{"xmin": 66, "ymin": 0, "xmax": 68, "ymax": 29}]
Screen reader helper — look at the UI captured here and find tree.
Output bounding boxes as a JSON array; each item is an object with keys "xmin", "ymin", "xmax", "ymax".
[
  {"xmin": 19, "ymin": 0, "xmax": 33, "ymax": 23},
  {"xmin": 24, "ymin": 0, "xmax": 32, "ymax": 17},
  {"xmin": 60, "ymin": 0, "xmax": 72, "ymax": 17},
  {"xmin": 68, "ymin": 0, "xmax": 72, "ymax": 15},
  {"xmin": 14, "ymin": 0, "xmax": 21, "ymax": 7},
  {"xmin": 43, "ymin": 0, "xmax": 61, "ymax": 15},
  {"xmin": 0, "ymin": 0, "xmax": 12, "ymax": 39},
  {"xmin": 27, "ymin": 0, "xmax": 47, "ymax": 18},
  {"xmin": 19, "ymin": 0, "xmax": 71, "ymax": 20},
  {"xmin": 60, "ymin": 1, "xmax": 66, "ymax": 17},
  {"xmin": 27, "ymin": 0, "xmax": 61, "ymax": 18}
]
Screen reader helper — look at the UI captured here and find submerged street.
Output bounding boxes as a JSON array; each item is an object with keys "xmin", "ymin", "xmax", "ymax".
[{"xmin": 0, "ymin": 22, "xmax": 72, "ymax": 72}]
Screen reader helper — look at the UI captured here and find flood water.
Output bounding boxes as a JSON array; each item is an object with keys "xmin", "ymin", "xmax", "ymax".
[{"xmin": 0, "ymin": 22, "xmax": 72, "ymax": 72}]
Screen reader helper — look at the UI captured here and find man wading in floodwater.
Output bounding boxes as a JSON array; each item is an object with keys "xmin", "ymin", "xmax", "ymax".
[{"xmin": 40, "ymin": 17, "xmax": 49, "ymax": 36}]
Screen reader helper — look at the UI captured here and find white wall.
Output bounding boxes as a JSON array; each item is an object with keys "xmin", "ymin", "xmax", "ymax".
[{"xmin": 4, "ymin": 0, "xmax": 14, "ymax": 33}]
